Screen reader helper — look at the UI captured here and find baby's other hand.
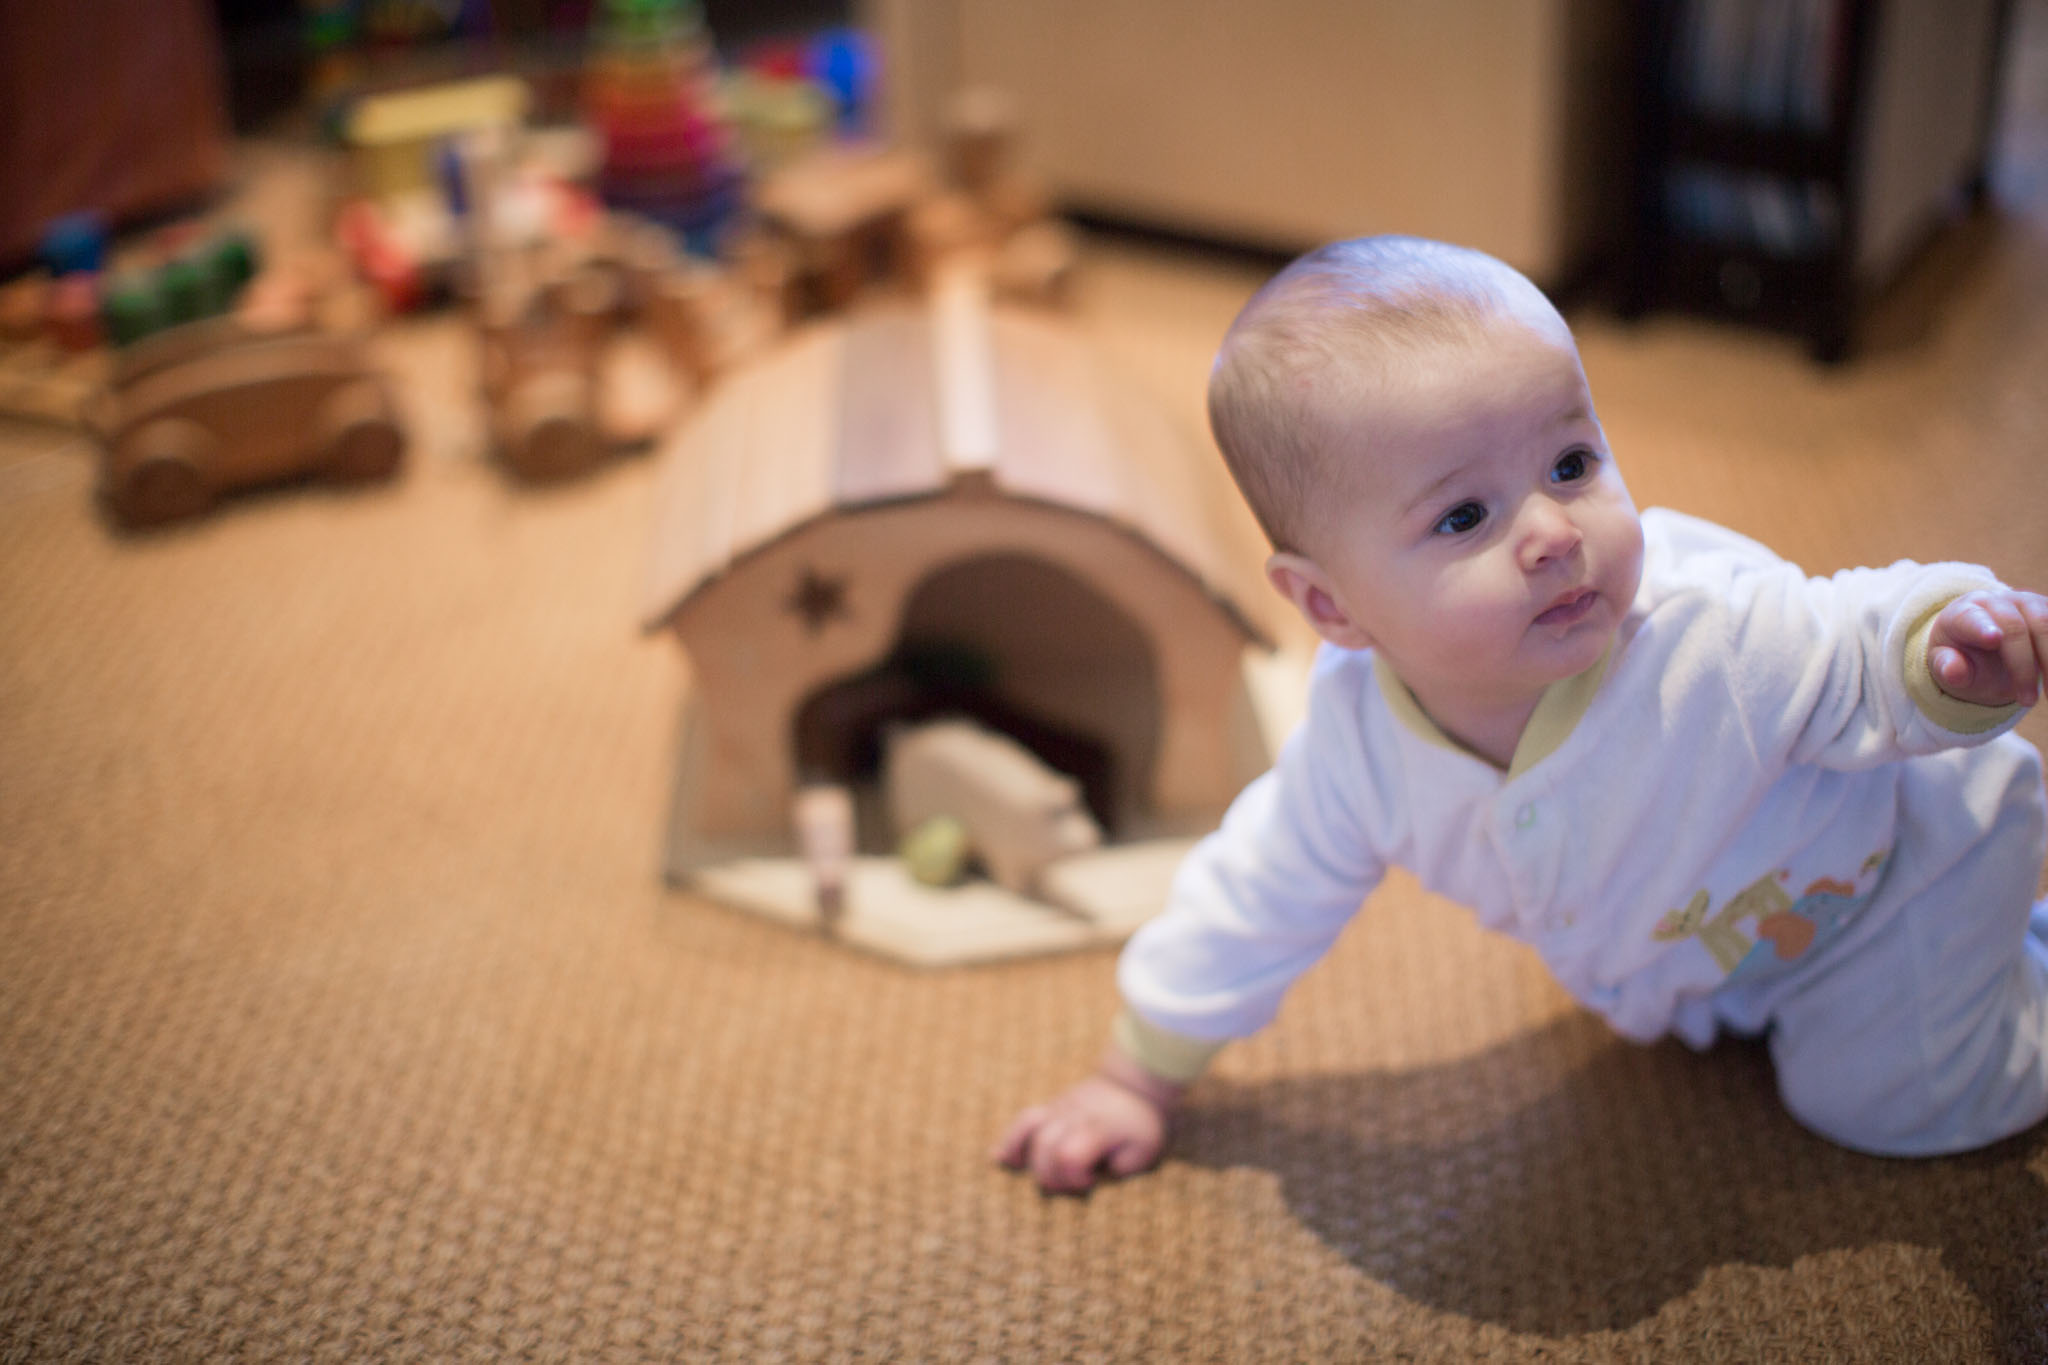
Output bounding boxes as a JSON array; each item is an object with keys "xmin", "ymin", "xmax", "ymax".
[
  {"xmin": 1928, "ymin": 589, "xmax": 2048, "ymax": 708},
  {"xmin": 992, "ymin": 1061, "xmax": 1180, "ymax": 1194}
]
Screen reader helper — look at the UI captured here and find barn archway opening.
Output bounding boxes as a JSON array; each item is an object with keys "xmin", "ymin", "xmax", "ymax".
[{"xmin": 791, "ymin": 552, "xmax": 1161, "ymax": 847}]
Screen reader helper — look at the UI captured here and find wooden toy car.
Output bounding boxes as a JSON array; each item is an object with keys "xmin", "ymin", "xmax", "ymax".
[
  {"xmin": 85, "ymin": 316, "xmax": 405, "ymax": 527},
  {"xmin": 748, "ymin": 90, "xmax": 1080, "ymax": 316},
  {"xmin": 478, "ymin": 252, "xmax": 685, "ymax": 482},
  {"xmin": 475, "ymin": 215, "xmax": 782, "ymax": 482}
]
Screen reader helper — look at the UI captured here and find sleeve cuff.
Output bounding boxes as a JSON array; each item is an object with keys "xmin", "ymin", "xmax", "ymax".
[
  {"xmin": 1899, "ymin": 587, "xmax": 2026, "ymax": 736},
  {"xmin": 1111, "ymin": 1009, "xmax": 1226, "ymax": 1084}
]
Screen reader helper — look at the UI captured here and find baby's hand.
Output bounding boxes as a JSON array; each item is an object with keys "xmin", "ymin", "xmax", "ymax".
[
  {"xmin": 1928, "ymin": 589, "xmax": 2048, "ymax": 708},
  {"xmin": 992, "ymin": 1055, "xmax": 1183, "ymax": 1194}
]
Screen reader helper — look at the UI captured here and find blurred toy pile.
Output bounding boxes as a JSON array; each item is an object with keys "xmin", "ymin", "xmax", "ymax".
[{"xmin": 2, "ymin": 0, "xmax": 1079, "ymax": 525}]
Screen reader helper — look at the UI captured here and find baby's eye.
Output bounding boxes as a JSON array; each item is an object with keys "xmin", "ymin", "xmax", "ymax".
[
  {"xmin": 1551, "ymin": 449, "xmax": 1593, "ymax": 483},
  {"xmin": 1434, "ymin": 502, "xmax": 1486, "ymax": 535}
]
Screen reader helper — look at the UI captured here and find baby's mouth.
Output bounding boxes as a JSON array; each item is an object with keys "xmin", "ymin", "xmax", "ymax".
[{"xmin": 1535, "ymin": 589, "xmax": 1598, "ymax": 627}]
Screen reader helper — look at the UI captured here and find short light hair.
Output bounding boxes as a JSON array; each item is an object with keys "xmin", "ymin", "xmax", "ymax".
[{"xmin": 1207, "ymin": 235, "xmax": 1559, "ymax": 553}]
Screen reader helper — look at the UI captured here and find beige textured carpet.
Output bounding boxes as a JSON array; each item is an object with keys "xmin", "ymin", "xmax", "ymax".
[{"xmin": 8, "ymin": 34, "xmax": 2048, "ymax": 1362}]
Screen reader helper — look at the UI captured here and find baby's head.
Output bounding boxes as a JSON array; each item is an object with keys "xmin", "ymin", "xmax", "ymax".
[
  {"xmin": 1210, "ymin": 236, "xmax": 1571, "ymax": 554},
  {"xmin": 1211, "ymin": 236, "xmax": 1644, "ymax": 717}
]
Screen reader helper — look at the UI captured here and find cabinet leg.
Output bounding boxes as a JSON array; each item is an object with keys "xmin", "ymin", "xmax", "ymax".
[{"xmin": 1810, "ymin": 319, "xmax": 1852, "ymax": 365}]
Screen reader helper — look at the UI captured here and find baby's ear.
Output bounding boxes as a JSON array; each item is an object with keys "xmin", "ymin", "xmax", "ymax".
[{"xmin": 1265, "ymin": 552, "xmax": 1375, "ymax": 650}]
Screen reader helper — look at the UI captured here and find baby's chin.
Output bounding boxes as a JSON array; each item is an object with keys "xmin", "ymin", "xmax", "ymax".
[{"xmin": 1522, "ymin": 614, "xmax": 1619, "ymax": 680}]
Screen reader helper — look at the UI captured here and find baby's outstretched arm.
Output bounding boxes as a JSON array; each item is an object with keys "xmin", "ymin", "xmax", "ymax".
[
  {"xmin": 1928, "ymin": 588, "xmax": 2048, "ymax": 708},
  {"xmin": 992, "ymin": 1046, "xmax": 1187, "ymax": 1194}
]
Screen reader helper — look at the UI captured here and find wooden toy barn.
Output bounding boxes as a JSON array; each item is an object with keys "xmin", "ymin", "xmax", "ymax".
[{"xmin": 640, "ymin": 277, "xmax": 1290, "ymax": 964}]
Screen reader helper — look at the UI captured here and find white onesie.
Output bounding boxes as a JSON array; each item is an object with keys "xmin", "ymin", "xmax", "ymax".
[{"xmin": 1117, "ymin": 509, "xmax": 2048, "ymax": 1156}]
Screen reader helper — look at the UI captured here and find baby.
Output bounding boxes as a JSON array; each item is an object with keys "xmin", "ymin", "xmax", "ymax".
[{"xmin": 996, "ymin": 235, "xmax": 2048, "ymax": 1193}]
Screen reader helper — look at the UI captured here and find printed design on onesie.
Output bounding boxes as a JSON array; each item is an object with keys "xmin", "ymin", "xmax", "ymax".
[{"xmin": 1652, "ymin": 847, "xmax": 1891, "ymax": 985}]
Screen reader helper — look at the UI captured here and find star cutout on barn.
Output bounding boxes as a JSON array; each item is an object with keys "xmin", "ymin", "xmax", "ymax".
[{"xmin": 785, "ymin": 567, "xmax": 851, "ymax": 634}]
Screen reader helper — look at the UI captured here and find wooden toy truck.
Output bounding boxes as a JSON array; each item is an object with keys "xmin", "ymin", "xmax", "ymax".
[
  {"xmin": 85, "ymin": 315, "xmax": 404, "ymax": 527},
  {"xmin": 474, "ymin": 218, "xmax": 780, "ymax": 481},
  {"xmin": 743, "ymin": 85, "xmax": 1080, "ymax": 320}
]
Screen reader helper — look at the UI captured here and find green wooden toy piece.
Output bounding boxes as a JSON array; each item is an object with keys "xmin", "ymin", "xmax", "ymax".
[
  {"xmin": 101, "ymin": 278, "xmax": 166, "ymax": 346},
  {"xmin": 206, "ymin": 232, "xmax": 260, "ymax": 299},
  {"xmin": 156, "ymin": 259, "xmax": 210, "ymax": 325},
  {"xmin": 900, "ymin": 815, "xmax": 971, "ymax": 887}
]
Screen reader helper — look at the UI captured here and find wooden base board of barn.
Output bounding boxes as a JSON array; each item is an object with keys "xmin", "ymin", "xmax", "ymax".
[
  {"xmin": 691, "ymin": 838, "xmax": 1199, "ymax": 967},
  {"xmin": 669, "ymin": 647, "xmax": 1314, "ymax": 967}
]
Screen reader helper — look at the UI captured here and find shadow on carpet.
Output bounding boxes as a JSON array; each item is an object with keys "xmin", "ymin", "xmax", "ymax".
[{"xmin": 1179, "ymin": 1012, "xmax": 2048, "ymax": 1351}]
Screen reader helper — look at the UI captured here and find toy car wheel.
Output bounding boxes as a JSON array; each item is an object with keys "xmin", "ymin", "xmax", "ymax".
[
  {"xmin": 504, "ymin": 371, "xmax": 602, "ymax": 481},
  {"xmin": 317, "ymin": 381, "xmax": 405, "ymax": 483},
  {"xmin": 110, "ymin": 419, "xmax": 214, "ymax": 526}
]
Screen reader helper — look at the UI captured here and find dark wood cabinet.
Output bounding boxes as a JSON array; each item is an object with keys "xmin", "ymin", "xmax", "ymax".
[{"xmin": 1621, "ymin": 0, "xmax": 2013, "ymax": 362}]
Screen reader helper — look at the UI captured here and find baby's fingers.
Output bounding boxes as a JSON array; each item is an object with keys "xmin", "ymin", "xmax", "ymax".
[
  {"xmin": 1029, "ymin": 1116, "xmax": 1112, "ymax": 1194},
  {"xmin": 1933, "ymin": 591, "xmax": 2048, "ymax": 706},
  {"xmin": 1103, "ymin": 1133, "xmax": 1164, "ymax": 1179},
  {"xmin": 992, "ymin": 1105, "xmax": 1053, "ymax": 1168},
  {"xmin": 1989, "ymin": 594, "xmax": 2044, "ymax": 705},
  {"xmin": 2020, "ymin": 593, "xmax": 2048, "ymax": 705},
  {"xmin": 1930, "ymin": 643, "xmax": 1978, "ymax": 694},
  {"xmin": 1944, "ymin": 596, "xmax": 2010, "ymax": 649}
]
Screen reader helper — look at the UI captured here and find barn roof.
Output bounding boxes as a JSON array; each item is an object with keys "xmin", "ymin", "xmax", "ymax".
[{"xmin": 640, "ymin": 275, "xmax": 1276, "ymax": 646}]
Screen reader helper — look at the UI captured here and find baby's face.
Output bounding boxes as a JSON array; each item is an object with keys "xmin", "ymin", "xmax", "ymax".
[{"xmin": 1294, "ymin": 311, "xmax": 1644, "ymax": 713}]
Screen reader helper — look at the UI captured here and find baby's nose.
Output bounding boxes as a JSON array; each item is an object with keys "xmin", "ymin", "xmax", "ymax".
[{"xmin": 1517, "ymin": 501, "xmax": 1582, "ymax": 569}]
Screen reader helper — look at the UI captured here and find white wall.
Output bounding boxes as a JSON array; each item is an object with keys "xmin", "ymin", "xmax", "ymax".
[{"xmin": 863, "ymin": 0, "xmax": 1631, "ymax": 287}]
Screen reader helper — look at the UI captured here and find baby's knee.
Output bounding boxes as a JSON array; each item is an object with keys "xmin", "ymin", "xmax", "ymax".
[
  {"xmin": 1910, "ymin": 737, "xmax": 2045, "ymax": 856},
  {"xmin": 1975, "ymin": 737, "xmax": 2046, "ymax": 860},
  {"xmin": 1771, "ymin": 948, "xmax": 2048, "ymax": 1156}
]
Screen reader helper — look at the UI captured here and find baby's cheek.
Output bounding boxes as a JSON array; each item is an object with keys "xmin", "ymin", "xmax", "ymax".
[
  {"xmin": 1438, "ymin": 578, "xmax": 1528, "ymax": 650},
  {"xmin": 1593, "ymin": 494, "xmax": 1644, "ymax": 550}
]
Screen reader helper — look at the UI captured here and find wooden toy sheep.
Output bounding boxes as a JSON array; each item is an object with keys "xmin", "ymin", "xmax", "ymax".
[{"xmin": 884, "ymin": 718, "xmax": 1103, "ymax": 896}]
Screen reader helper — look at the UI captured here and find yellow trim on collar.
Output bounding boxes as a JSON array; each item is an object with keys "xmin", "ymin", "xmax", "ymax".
[{"xmin": 1373, "ymin": 646, "xmax": 1612, "ymax": 779}]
